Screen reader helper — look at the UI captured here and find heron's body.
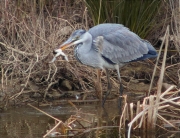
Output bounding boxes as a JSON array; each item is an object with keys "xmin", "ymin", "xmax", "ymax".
[
  {"xmin": 74, "ymin": 23, "xmax": 157, "ymax": 71},
  {"xmin": 75, "ymin": 40, "xmax": 122, "ymax": 70},
  {"xmin": 54, "ymin": 23, "xmax": 158, "ymax": 105}
]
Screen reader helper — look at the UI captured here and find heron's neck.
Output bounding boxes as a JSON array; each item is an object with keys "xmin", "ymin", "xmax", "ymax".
[{"xmin": 77, "ymin": 32, "xmax": 92, "ymax": 53}]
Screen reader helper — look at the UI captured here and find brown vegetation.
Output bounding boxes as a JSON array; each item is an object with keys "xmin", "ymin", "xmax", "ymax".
[{"xmin": 0, "ymin": 0, "xmax": 91, "ymax": 105}]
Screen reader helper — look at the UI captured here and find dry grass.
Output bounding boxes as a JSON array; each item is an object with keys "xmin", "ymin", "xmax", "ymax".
[
  {"xmin": 0, "ymin": 0, "xmax": 94, "ymax": 103},
  {"xmin": 124, "ymin": 4, "xmax": 180, "ymax": 135},
  {"xmin": 126, "ymin": 25, "xmax": 180, "ymax": 137},
  {"xmin": 0, "ymin": 1, "xmax": 112, "ymax": 105}
]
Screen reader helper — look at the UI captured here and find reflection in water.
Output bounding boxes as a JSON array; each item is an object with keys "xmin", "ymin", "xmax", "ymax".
[
  {"xmin": 0, "ymin": 101, "xmax": 120, "ymax": 138},
  {"xmin": 0, "ymin": 102, "xmax": 180, "ymax": 138},
  {"xmin": 0, "ymin": 107, "xmax": 54, "ymax": 138},
  {"xmin": 1, "ymin": 101, "xmax": 179, "ymax": 138}
]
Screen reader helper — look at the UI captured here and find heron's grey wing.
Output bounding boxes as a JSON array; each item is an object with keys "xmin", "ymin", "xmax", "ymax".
[
  {"xmin": 93, "ymin": 36, "xmax": 104, "ymax": 53},
  {"xmin": 102, "ymin": 29, "xmax": 148, "ymax": 63},
  {"xmin": 93, "ymin": 27, "xmax": 148, "ymax": 63}
]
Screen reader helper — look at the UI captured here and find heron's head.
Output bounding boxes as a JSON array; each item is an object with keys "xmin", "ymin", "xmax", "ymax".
[{"xmin": 53, "ymin": 29, "xmax": 86, "ymax": 54}]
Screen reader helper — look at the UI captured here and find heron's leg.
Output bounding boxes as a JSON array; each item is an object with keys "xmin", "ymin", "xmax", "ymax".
[
  {"xmin": 117, "ymin": 69, "xmax": 123, "ymax": 96},
  {"xmin": 102, "ymin": 69, "xmax": 112, "ymax": 106},
  {"xmin": 116, "ymin": 66, "xmax": 123, "ymax": 109}
]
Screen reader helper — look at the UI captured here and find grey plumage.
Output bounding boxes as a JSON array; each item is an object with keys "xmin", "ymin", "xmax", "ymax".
[
  {"xmin": 90, "ymin": 24, "xmax": 152, "ymax": 63},
  {"xmin": 53, "ymin": 23, "xmax": 158, "ymax": 105}
]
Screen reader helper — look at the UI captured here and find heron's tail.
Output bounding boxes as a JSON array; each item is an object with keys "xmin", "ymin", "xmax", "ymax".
[
  {"xmin": 143, "ymin": 40, "xmax": 158, "ymax": 58},
  {"xmin": 131, "ymin": 40, "xmax": 158, "ymax": 62}
]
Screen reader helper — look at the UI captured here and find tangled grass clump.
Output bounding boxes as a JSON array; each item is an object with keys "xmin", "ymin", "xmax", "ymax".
[{"xmin": 0, "ymin": 0, "xmax": 92, "ymax": 104}]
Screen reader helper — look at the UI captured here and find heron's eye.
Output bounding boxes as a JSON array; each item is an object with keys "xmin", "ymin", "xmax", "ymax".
[{"xmin": 72, "ymin": 36, "xmax": 79, "ymax": 41}]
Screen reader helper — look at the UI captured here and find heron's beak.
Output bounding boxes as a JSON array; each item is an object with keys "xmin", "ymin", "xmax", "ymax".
[
  {"xmin": 57, "ymin": 37, "xmax": 78, "ymax": 51},
  {"xmin": 53, "ymin": 37, "xmax": 81, "ymax": 54},
  {"xmin": 59, "ymin": 41, "xmax": 75, "ymax": 50},
  {"xmin": 53, "ymin": 38, "xmax": 73, "ymax": 55}
]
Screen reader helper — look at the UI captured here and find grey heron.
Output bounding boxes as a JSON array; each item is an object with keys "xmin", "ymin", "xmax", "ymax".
[{"xmin": 53, "ymin": 23, "xmax": 158, "ymax": 105}]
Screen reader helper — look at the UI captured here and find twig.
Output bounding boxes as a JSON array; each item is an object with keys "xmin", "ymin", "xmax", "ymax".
[
  {"xmin": 152, "ymin": 25, "xmax": 169, "ymax": 127},
  {"xmin": 28, "ymin": 104, "xmax": 62, "ymax": 122},
  {"xmin": 119, "ymin": 103, "xmax": 127, "ymax": 133},
  {"xmin": 0, "ymin": 42, "xmax": 34, "ymax": 56},
  {"xmin": 157, "ymin": 114, "xmax": 179, "ymax": 130},
  {"xmin": 43, "ymin": 121, "xmax": 61, "ymax": 138}
]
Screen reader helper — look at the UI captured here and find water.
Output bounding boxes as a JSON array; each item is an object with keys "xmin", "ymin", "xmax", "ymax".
[
  {"xmin": 0, "ymin": 107, "xmax": 47, "ymax": 137},
  {"xmin": 0, "ymin": 101, "xmax": 120, "ymax": 138},
  {"xmin": 1, "ymin": 101, "xmax": 180, "ymax": 138}
]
